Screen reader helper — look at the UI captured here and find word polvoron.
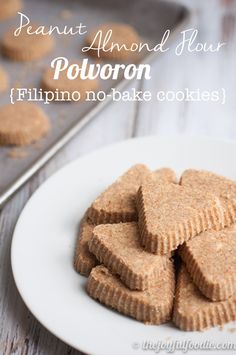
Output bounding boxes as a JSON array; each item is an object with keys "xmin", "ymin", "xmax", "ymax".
[{"xmin": 51, "ymin": 57, "xmax": 151, "ymax": 81}]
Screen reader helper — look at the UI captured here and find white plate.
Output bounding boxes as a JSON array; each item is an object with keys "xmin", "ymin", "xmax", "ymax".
[{"xmin": 11, "ymin": 136, "xmax": 236, "ymax": 355}]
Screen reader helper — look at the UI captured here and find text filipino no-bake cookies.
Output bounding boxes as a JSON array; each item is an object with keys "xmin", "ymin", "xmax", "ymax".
[{"xmin": 74, "ymin": 165, "xmax": 236, "ymax": 330}]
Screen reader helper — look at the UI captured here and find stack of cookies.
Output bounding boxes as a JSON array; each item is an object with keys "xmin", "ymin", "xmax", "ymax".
[{"xmin": 74, "ymin": 165, "xmax": 236, "ymax": 331}]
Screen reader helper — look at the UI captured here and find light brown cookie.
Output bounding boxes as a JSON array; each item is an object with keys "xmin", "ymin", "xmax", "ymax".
[
  {"xmin": 181, "ymin": 169, "xmax": 236, "ymax": 227},
  {"xmin": 153, "ymin": 167, "xmax": 177, "ymax": 184},
  {"xmin": 0, "ymin": 102, "xmax": 50, "ymax": 146},
  {"xmin": 2, "ymin": 24, "xmax": 54, "ymax": 61},
  {"xmin": 0, "ymin": 66, "xmax": 8, "ymax": 92},
  {"xmin": 89, "ymin": 222, "xmax": 168, "ymax": 290},
  {"xmin": 74, "ymin": 215, "xmax": 98, "ymax": 277},
  {"xmin": 0, "ymin": 0, "xmax": 22, "ymax": 21},
  {"xmin": 87, "ymin": 261, "xmax": 175, "ymax": 325},
  {"xmin": 87, "ymin": 164, "xmax": 151, "ymax": 224},
  {"xmin": 173, "ymin": 265, "xmax": 236, "ymax": 331},
  {"xmin": 85, "ymin": 23, "xmax": 140, "ymax": 61},
  {"xmin": 41, "ymin": 63, "xmax": 98, "ymax": 101},
  {"xmin": 136, "ymin": 182, "xmax": 224, "ymax": 255},
  {"xmin": 179, "ymin": 224, "xmax": 236, "ymax": 301},
  {"xmin": 88, "ymin": 164, "xmax": 172, "ymax": 225}
]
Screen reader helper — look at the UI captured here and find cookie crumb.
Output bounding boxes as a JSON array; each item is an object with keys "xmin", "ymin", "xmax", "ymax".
[
  {"xmin": 8, "ymin": 148, "xmax": 28, "ymax": 159},
  {"xmin": 59, "ymin": 9, "xmax": 73, "ymax": 20},
  {"xmin": 12, "ymin": 81, "xmax": 22, "ymax": 89},
  {"xmin": 228, "ymin": 327, "xmax": 236, "ymax": 333},
  {"xmin": 165, "ymin": 336, "xmax": 171, "ymax": 341}
]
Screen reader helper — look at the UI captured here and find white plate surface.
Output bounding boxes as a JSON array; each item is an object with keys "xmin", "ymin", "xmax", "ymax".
[{"xmin": 11, "ymin": 136, "xmax": 236, "ymax": 355}]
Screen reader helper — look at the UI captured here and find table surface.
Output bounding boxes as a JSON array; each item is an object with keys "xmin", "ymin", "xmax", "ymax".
[{"xmin": 1, "ymin": 0, "xmax": 236, "ymax": 354}]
